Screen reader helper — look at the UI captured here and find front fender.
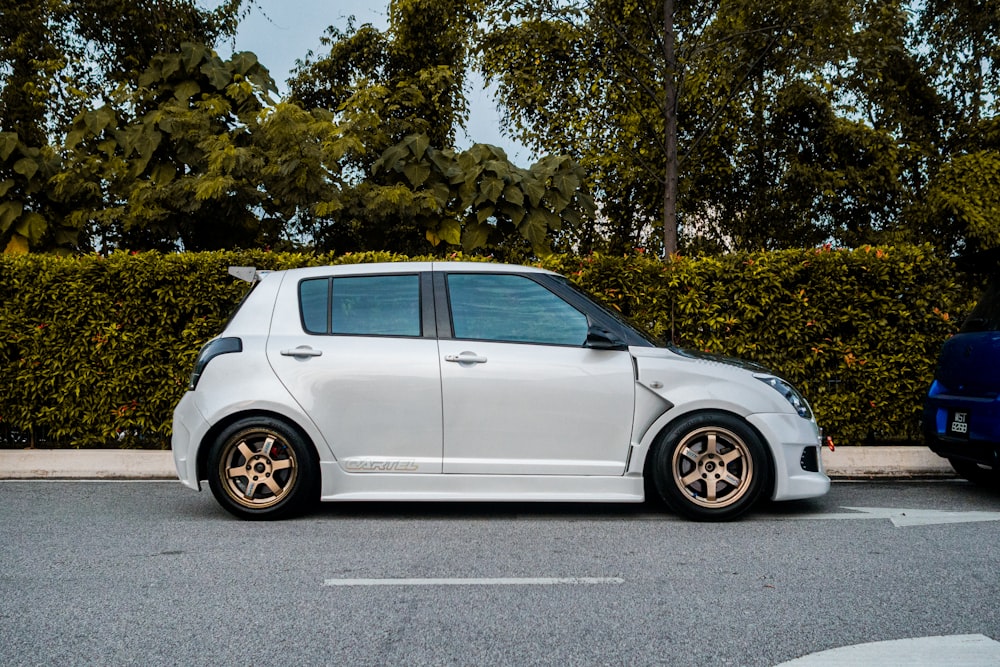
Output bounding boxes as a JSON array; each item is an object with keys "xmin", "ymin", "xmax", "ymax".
[{"xmin": 627, "ymin": 400, "xmax": 760, "ymax": 477}]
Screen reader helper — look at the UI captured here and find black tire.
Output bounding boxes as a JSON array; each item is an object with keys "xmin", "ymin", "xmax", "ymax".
[
  {"xmin": 207, "ymin": 417, "xmax": 317, "ymax": 520},
  {"xmin": 651, "ymin": 412, "xmax": 771, "ymax": 521},
  {"xmin": 949, "ymin": 458, "xmax": 1000, "ymax": 488}
]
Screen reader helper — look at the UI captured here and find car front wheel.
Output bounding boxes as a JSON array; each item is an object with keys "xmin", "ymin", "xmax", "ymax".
[
  {"xmin": 207, "ymin": 417, "xmax": 317, "ymax": 520},
  {"xmin": 652, "ymin": 412, "xmax": 771, "ymax": 521}
]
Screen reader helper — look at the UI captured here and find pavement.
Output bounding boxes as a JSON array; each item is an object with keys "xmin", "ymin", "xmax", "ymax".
[{"xmin": 0, "ymin": 446, "xmax": 956, "ymax": 480}]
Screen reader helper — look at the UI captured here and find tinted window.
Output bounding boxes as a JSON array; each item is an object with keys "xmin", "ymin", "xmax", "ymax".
[
  {"xmin": 447, "ymin": 273, "xmax": 588, "ymax": 345},
  {"xmin": 552, "ymin": 275, "xmax": 659, "ymax": 346},
  {"xmin": 299, "ymin": 275, "xmax": 421, "ymax": 336},
  {"xmin": 299, "ymin": 279, "xmax": 329, "ymax": 333}
]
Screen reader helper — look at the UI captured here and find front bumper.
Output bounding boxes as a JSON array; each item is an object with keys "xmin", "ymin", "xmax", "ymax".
[{"xmin": 747, "ymin": 412, "xmax": 830, "ymax": 501}]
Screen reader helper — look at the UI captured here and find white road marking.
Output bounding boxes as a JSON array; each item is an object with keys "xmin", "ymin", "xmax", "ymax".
[
  {"xmin": 792, "ymin": 506, "xmax": 1000, "ymax": 527},
  {"xmin": 323, "ymin": 577, "xmax": 625, "ymax": 587},
  {"xmin": 774, "ymin": 634, "xmax": 1000, "ymax": 666}
]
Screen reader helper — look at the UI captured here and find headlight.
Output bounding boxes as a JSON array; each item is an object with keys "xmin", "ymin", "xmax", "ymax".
[{"xmin": 755, "ymin": 375, "xmax": 813, "ymax": 419}]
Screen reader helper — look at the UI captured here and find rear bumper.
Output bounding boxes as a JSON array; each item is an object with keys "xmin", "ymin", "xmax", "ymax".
[
  {"xmin": 171, "ymin": 392, "xmax": 210, "ymax": 490},
  {"xmin": 925, "ymin": 432, "xmax": 1000, "ymax": 469},
  {"xmin": 923, "ymin": 397, "xmax": 1000, "ymax": 469}
]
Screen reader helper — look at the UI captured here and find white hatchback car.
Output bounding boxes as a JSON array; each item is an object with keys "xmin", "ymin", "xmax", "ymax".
[{"xmin": 172, "ymin": 262, "xmax": 829, "ymax": 521}]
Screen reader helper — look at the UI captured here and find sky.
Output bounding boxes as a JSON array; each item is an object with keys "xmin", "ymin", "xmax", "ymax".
[{"xmin": 223, "ymin": 0, "xmax": 533, "ymax": 161}]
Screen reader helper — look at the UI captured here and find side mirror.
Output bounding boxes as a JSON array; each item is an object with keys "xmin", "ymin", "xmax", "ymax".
[{"xmin": 585, "ymin": 324, "xmax": 628, "ymax": 351}]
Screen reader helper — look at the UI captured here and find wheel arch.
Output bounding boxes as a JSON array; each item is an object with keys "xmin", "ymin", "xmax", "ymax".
[
  {"xmin": 639, "ymin": 407, "xmax": 776, "ymax": 502},
  {"xmin": 196, "ymin": 409, "xmax": 321, "ymax": 484}
]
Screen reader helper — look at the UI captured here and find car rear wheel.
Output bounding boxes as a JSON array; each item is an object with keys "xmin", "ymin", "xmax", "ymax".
[
  {"xmin": 207, "ymin": 417, "xmax": 317, "ymax": 520},
  {"xmin": 652, "ymin": 412, "xmax": 771, "ymax": 521},
  {"xmin": 949, "ymin": 458, "xmax": 1000, "ymax": 488}
]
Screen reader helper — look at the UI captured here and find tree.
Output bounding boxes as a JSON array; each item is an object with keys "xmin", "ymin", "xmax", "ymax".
[
  {"xmin": 824, "ymin": 1, "xmax": 1000, "ymax": 254},
  {"xmin": 0, "ymin": 1, "xmax": 71, "ymax": 147},
  {"xmin": 0, "ymin": 1, "xmax": 243, "ymax": 141},
  {"xmin": 286, "ymin": 0, "xmax": 594, "ymax": 257},
  {"xmin": 480, "ymin": 0, "xmax": 880, "ymax": 254},
  {"xmin": 479, "ymin": 0, "xmax": 1000, "ymax": 255},
  {"xmin": 904, "ymin": 1, "xmax": 1000, "ymax": 253},
  {"xmin": 917, "ymin": 0, "xmax": 1000, "ymax": 130},
  {"xmin": 2, "ymin": 3, "xmax": 594, "ymax": 256},
  {"xmin": 290, "ymin": 0, "xmax": 477, "ymax": 162},
  {"xmin": 0, "ymin": 0, "xmax": 246, "ymax": 253},
  {"xmin": 58, "ymin": 43, "xmax": 322, "ymax": 251}
]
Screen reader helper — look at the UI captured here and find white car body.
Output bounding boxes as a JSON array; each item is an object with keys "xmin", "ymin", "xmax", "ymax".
[{"xmin": 172, "ymin": 262, "xmax": 829, "ymax": 520}]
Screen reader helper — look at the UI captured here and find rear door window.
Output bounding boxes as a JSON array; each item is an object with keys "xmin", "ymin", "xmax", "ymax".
[{"xmin": 299, "ymin": 274, "xmax": 421, "ymax": 336}]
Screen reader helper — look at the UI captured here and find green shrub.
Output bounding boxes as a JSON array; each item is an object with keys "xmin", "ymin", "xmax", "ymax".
[
  {"xmin": 0, "ymin": 245, "xmax": 975, "ymax": 448},
  {"xmin": 542, "ymin": 245, "xmax": 974, "ymax": 444},
  {"xmin": 0, "ymin": 250, "xmax": 413, "ymax": 447}
]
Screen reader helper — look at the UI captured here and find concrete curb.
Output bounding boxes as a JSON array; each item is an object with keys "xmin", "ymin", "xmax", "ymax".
[
  {"xmin": 0, "ymin": 449, "xmax": 175, "ymax": 480},
  {"xmin": 0, "ymin": 446, "xmax": 955, "ymax": 480},
  {"xmin": 822, "ymin": 446, "xmax": 955, "ymax": 479}
]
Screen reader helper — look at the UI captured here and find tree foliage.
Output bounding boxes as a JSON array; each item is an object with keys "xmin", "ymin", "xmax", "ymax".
[
  {"xmin": 0, "ymin": 0, "xmax": 246, "ymax": 253},
  {"xmin": 285, "ymin": 0, "xmax": 594, "ymax": 256},
  {"xmin": 478, "ymin": 0, "xmax": 1000, "ymax": 255},
  {"xmin": 372, "ymin": 138, "xmax": 593, "ymax": 255},
  {"xmin": 0, "ymin": 0, "xmax": 243, "ymax": 145},
  {"xmin": 289, "ymin": 0, "xmax": 476, "ymax": 151},
  {"xmin": 3, "ymin": 43, "xmax": 287, "ymax": 253},
  {"xmin": 0, "ymin": 0, "xmax": 594, "ymax": 256},
  {"xmin": 4, "ymin": 0, "xmax": 1000, "ymax": 256}
]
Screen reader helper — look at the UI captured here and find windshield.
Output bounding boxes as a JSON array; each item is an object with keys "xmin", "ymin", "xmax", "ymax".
[{"xmin": 961, "ymin": 276, "xmax": 1000, "ymax": 333}]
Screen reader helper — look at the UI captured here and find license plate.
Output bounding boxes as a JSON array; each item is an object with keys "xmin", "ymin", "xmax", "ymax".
[{"xmin": 948, "ymin": 411, "xmax": 970, "ymax": 439}]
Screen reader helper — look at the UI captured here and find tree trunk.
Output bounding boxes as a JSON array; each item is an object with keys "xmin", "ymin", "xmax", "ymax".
[{"xmin": 662, "ymin": 0, "xmax": 678, "ymax": 257}]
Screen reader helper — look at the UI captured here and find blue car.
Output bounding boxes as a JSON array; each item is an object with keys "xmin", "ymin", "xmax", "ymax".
[{"xmin": 924, "ymin": 274, "xmax": 1000, "ymax": 486}]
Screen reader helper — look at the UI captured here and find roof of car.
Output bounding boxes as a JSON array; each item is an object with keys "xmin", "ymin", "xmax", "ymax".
[{"xmin": 265, "ymin": 261, "xmax": 557, "ymax": 280}]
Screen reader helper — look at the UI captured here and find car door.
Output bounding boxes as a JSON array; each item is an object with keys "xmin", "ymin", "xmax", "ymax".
[
  {"xmin": 266, "ymin": 270, "xmax": 443, "ymax": 473},
  {"xmin": 438, "ymin": 271, "xmax": 636, "ymax": 476}
]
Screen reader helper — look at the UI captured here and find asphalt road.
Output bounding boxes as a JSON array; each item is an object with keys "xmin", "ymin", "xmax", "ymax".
[{"xmin": 1, "ymin": 480, "xmax": 998, "ymax": 666}]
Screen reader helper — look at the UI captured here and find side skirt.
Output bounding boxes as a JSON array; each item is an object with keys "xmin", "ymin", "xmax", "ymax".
[{"xmin": 319, "ymin": 462, "xmax": 646, "ymax": 503}]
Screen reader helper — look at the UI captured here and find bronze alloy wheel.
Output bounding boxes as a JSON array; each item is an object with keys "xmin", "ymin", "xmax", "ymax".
[
  {"xmin": 670, "ymin": 426, "xmax": 753, "ymax": 509},
  {"xmin": 653, "ymin": 411, "xmax": 770, "ymax": 521},
  {"xmin": 217, "ymin": 427, "xmax": 299, "ymax": 510},
  {"xmin": 208, "ymin": 417, "xmax": 317, "ymax": 520}
]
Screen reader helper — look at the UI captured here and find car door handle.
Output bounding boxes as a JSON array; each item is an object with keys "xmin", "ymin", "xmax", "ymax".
[
  {"xmin": 281, "ymin": 346, "xmax": 323, "ymax": 358},
  {"xmin": 444, "ymin": 352, "xmax": 488, "ymax": 364}
]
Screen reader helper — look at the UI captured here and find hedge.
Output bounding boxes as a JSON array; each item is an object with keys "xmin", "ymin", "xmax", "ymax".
[{"xmin": 0, "ymin": 245, "xmax": 976, "ymax": 449}]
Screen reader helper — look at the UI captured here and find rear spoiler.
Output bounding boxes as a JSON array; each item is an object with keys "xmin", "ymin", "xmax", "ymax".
[{"xmin": 228, "ymin": 266, "xmax": 272, "ymax": 284}]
